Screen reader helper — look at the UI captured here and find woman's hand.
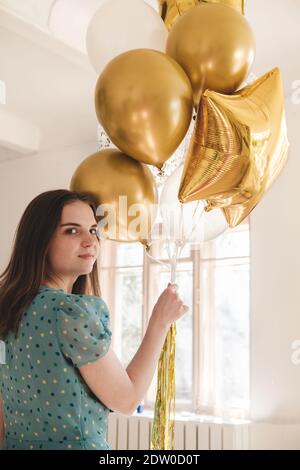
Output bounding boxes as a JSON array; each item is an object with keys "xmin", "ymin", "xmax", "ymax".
[
  {"xmin": 79, "ymin": 282, "xmax": 190, "ymax": 416},
  {"xmin": 151, "ymin": 283, "xmax": 189, "ymax": 330}
]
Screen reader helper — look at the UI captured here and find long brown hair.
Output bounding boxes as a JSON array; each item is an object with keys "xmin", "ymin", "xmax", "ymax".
[{"xmin": 0, "ymin": 190, "xmax": 101, "ymax": 340}]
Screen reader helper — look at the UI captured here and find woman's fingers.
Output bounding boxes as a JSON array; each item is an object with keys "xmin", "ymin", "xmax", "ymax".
[{"xmin": 168, "ymin": 282, "xmax": 178, "ymax": 291}]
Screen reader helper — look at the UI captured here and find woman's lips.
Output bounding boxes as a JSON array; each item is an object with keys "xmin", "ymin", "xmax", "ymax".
[{"xmin": 78, "ymin": 255, "xmax": 94, "ymax": 259}]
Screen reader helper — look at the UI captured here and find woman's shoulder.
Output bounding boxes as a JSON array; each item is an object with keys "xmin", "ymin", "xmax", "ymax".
[
  {"xmin": 37, "ymin": 286, "xmax": 105, "ymax": 301},
  {"xmin": 34, "ymin": 286, "xmax": 71, "ymax": 307},
  {"xmin": 35, "ymin": 286, "xmax": 109, "ymax": 318}
]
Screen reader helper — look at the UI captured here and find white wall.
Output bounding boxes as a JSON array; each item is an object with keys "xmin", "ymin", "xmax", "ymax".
[
  {"xmin": 1, "ymin": 0, "xmax": 300, "ymax": 450},
  {"xmin": 249, "ymin": 95, "xmax": 300, "ymax": 429},
  {"xmin": 245, "ymin": 0, "xmax": 300, "ymax": 438},
  {"xmin": 0, "ymin": 141, "xmax": 97, "ymax": 271}
]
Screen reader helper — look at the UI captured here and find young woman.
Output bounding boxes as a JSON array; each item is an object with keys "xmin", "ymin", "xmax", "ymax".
[{"xmin": 0, "ymin": 189, "xmax": 188, "ymax": 450}]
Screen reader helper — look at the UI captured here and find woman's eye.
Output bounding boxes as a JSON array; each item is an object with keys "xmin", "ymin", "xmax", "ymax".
[
  {"xmin": 65, "ymin": 228, "xmax": 99, "ymax": 236},
  {"xmin": 66, "ymin": 228, "xmax": 77, "ymax": 234}
]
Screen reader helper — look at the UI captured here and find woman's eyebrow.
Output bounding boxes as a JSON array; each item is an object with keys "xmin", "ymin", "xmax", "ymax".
[{"xmin": 60, "ymin": 223, "xmax": 98, "ymax": 227}]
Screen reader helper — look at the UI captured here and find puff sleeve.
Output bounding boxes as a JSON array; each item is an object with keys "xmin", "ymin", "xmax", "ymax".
[{"xmin": 55, "ymin": 295, "xmax": 112, "ymax": 367}]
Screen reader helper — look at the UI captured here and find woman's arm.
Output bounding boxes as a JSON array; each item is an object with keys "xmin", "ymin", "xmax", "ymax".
[
  {"xmin": 0, "ymin": 395, "xmax": 4, "ymax": 448},
  {"xmin": 79, "ymin": 284, "xmax": 188, "ymax": 415}
]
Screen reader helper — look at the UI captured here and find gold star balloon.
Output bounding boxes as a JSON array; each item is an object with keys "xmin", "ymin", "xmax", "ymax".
[
  {"xmin": 178, "ymin": 67, "xmax": 290, "ymax": 227},
  {"xmin": 158, "ymin": 0, "xmax": 245, "ymax": 31}
]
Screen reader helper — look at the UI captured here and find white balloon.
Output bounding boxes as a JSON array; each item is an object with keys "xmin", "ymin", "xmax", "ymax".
[
  {"xmin": 190, "ymin": 206, "xmax": 228, "ymax": 243},
  {"xmin": 49, "ymin": 0, "xmax": 108, "ymax": 53},
  {"xmin": 159, "ymin": 165, "xmax": 204, "ymax": 243},
  {"xmin": 159, "ymin": 164, "xmax": 228, "ymax": 243},
  {"xmin": 86, "ymin": 0, "xmax": 167, "ymax": 74}
]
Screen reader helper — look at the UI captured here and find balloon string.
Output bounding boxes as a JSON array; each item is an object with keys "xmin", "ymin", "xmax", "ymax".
[
  {"xmin": 145, "ymin": 249, "xmax": 170, "ymax": 269},
  {"xmin": 184, "ymin": 200, "xmax": 204, "ymax": 243},
  {"xmin": 150, "ymin": 195, "xmax": 202, "ymax": 450}
]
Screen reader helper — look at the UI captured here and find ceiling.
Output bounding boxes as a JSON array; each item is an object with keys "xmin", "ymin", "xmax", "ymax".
[{"xmin": 0, "ymin": 0, "xmax": 299, "ymax": 163}]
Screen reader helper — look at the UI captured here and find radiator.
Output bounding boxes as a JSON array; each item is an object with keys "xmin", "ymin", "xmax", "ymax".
[{"xmin": 107, "ymin": 412, "xmax": 249, "ymax": 450}]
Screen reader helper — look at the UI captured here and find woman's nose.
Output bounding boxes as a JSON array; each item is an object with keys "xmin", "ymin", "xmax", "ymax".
[{"xmin": 82, "ymin": 232, "xmax": 95, "ymax": 246}]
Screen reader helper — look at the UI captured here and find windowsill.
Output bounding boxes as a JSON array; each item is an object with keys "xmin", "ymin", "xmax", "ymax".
[{"xmin": 130, "ymin": 408, "xmax": 251, "ymax": 425}]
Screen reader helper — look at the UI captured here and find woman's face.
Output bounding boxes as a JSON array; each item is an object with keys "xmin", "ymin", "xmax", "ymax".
[{"xmin": 46, "ymin": 201, "xmax": 100, "ymax": 283}]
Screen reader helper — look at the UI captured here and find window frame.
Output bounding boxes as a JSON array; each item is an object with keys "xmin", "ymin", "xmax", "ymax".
[{"xmin": 99, "ymin": 219, "xmax": 250, "ymax": 419}]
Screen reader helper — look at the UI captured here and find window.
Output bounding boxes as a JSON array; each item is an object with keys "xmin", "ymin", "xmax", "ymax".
[{"xmin": 99, "ymin": 219, "xmax": 250, "ymax": 419}]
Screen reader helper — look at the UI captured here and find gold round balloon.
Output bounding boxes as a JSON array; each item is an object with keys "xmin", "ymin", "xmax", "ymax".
[
  {"xmin": 158, "ymin": 0, "xmax": 245, "ymax": 31},
  {"xmin": 166, "ymin": 3, "xmax": 255, "ymax": 107},
  {"xmin": 70, "ymin": 148, "xmax": 158, "ymax": 244},
  {"xmin": 95, "ymin": 49, "xmax": 193, "ymax": 169}
]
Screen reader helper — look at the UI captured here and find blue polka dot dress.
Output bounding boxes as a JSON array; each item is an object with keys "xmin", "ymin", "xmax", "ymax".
[{"xmin": 0, "ymin": 285, "xmax": 113, "ymax": 450}]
